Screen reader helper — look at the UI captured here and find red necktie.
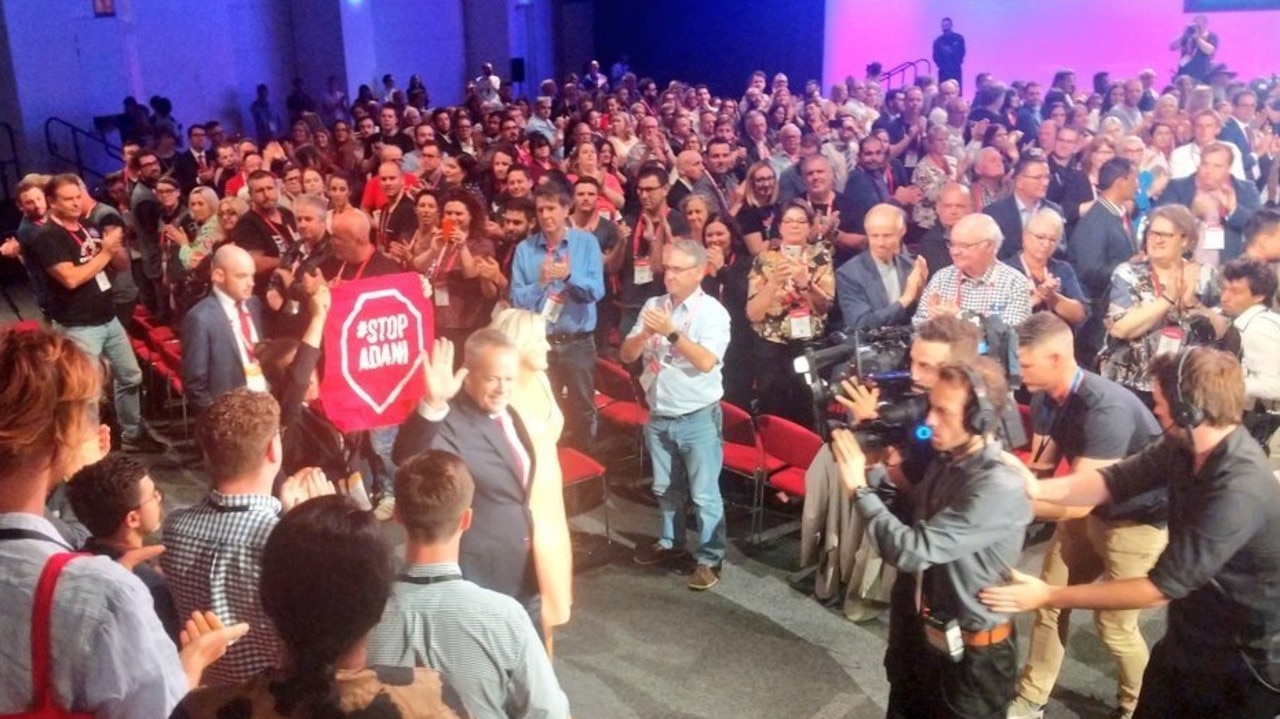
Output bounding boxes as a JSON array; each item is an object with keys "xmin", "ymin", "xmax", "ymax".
[
  {"xmin": 236, "ymin": 301, "xmax": 257, "ymax": 361},
  {"xmin": 494, "ymin": 415, "xmax": 526, "ymax": 486}
]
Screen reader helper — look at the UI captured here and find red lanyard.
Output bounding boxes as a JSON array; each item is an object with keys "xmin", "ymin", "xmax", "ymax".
[
  {"xmin": 883, "ymin": 168, "xmax": 896, "ymax": 194},
  {"xmin": 337, "ymin": 252, "xmax": 373, "ymax": 283},
  {"xmin": 633, "ymin": 209, "xmax": 669, "ymax": 257}
]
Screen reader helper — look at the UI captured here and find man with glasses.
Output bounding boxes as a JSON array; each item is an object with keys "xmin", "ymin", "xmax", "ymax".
[
  {"xmin": 65, "ymin": 453, "xmax": 181, "ymax": 643},
  {"xmin": 173, "ymin": 124, "xmax": 214, "ymax": 193},
  {"xmin": 621, "ymin": 239, "xmax": 731, "ymax": 591},
  {"xmin": 619, "ymin": 164, "xmax": 689, "ymax": 336},
  {"xmin": 912, "ymin": 213, "xmax": 1033, "ymax": 326},
  {"xmin": 130, "ymin": 149, "xmax": 167, "ymax": 319},
  {"xmin": 986, "ymin": 154, "xmax": 1064, "ymax": 260},
  {"xmin": 1070, "ymin": 158, "xmax": 1140, "ymax": 361}
]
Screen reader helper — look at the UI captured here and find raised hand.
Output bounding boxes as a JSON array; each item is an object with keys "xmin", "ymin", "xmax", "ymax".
[
  {"xmin": 422, "ymin": 338, "xmax": 468, "ymax": 412},
  {"xmin": 830, "ymin": 428, "xmax": 868, "ymax": 495},
  {"xmin": 178, "ymin": 610, "xmax": 251, "ymax": 690}
]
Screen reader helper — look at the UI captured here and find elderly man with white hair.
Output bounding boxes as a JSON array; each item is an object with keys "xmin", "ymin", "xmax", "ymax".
[{"xmin": 912, "ymin": 213, "xmax": 1034, "ymax": 326}]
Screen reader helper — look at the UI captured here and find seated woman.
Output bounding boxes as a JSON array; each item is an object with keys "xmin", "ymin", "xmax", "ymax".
[
  {"xmin": 745, "ymin": 199, "xmax": 835, "ymax": 428},
  {"xmin": 1099, "ymin": 205, "xmax": 1219, "ymax": 404},
  {"xmin": 490, "ymin": 308, "xmax": 573, "ymax": 640},
  {"xmin": 412, "ymin": 189, "xmax": 498, "ymax": 354},
  {"xmin": 1004, "ymin": 208, "xmax": 1086, "ymax": 326},
  {"xmin": 680, "ymin": 193, "xmax": 711, "ymax": 241},
  {"xmin": 170, "ymin": 495, "xmax": 464, "ymax": 718}
]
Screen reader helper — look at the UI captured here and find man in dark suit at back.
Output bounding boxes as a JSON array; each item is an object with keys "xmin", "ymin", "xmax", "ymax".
[
  {"xmin": 845, "ymin": 135, "xmax": 921, "ymax": 250},
  {"xmin": 1070, "ymin": 158, "xmax": 1140, "ymax": 363},
  {"xmin": 181, "ymin": 244, "xmax": 266, "ymax": 415},
  {"xmin": 1159, "ymin": 141, "xmax": 1261, "ymax": 262},
  {"xmin": 393, "ymin": 332, "xmax": 542, "ymax": 630},
  {"xmin": 985, "ymin": 154, "xmax": 1063, "ymax": 260},
  {"xmin": 837, "ymin": 203, "xmax": 927, "ymax": 332},
  {"xmin": 1220, "ymin": 89, "xmax": 1259, "ymax": 181},
  {"xmin": 171, "ymin": 124, "xmax": 215, "ymax": 194}
]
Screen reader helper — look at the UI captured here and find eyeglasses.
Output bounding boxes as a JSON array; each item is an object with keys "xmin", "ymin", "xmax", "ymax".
[
  {"xmin": 133, "ymin": 487, "xmax": 164, "ymax": 510},
  {"xmin": 752, "ymin": 175, "xmax": 776, "ymax": 183},
  {"xmin": 1146, "ymin": 229, "xmax": 1180, "ymax": 241},
  {"xmin": 663, "ymin": 264, "xmax": 699, "ymax": 273},
  {"xmin": 636, "ymin": 185, "xmax": 664, "ymax": 194}
]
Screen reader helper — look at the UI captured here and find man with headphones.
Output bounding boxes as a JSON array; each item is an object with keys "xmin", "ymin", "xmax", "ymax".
[
  {"xmin": 832, "ymin": 356, "xmax": 1033, "ymax": 718},
  {"xmin": 981, "ymin": 347, "xmax": 1280, "ymax": 719}
]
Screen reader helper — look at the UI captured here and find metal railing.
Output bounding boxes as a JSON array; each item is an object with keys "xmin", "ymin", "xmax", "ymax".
[
  {"xmin": 0, "ymin": 121, "xmax": 20, "ymax": 204},
  {"xmin": 44, "ymin": 116, "xmax": 122, "ymax": 182},
  {"xmin": 880, "ymin": 59, "xmax": 931, "ymax": 90}
]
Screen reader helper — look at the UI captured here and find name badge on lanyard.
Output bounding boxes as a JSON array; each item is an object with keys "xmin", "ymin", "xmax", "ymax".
[
  {"xmin": 96, "ymin": 272, "xmax": 112, "ymax": 292},
  {"xmin": 789, "ymin": 307, "xmax": 813, "ymax": 339},
  {"xmin": 244, "ymin": 361, "xmax": 268, "ymax": 392},
  {"xmin": 634, "ymin": 258, "xmax": 653, "ymax": 285},
  {"xmin": 1201, "ymin": 225, "xmax": 1225, "ymax": 251},
  {"xmin": 1155, "ymin": 325, "xmax": 1185, "ymax": 357},
  {"xmin": 435, "ymin": 285, "xmax": 450, "ymax": 307},
  {"xmin": 542, "ymin": 293, "xmax": 565, "ymax": 323}
]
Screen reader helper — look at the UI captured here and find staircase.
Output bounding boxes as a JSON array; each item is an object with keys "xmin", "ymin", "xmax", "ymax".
[{"xmin": 880, "ymin": 59, "xmax": 931, "ymax": 90}]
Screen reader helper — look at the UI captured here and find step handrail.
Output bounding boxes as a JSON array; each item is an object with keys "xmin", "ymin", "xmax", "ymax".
[
  {"xmin": 44, "ymin": 116, "xmax": 123, "ymax": 182},
  {"xmin": 880, "ymin": 58, "xmax": 932, "ymax": 90}
]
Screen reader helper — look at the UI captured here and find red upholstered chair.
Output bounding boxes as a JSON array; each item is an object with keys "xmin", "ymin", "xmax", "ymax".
[
  {"xmin": 751, "ymin": 414, "xmax": 824, "ymax": 542},
  {"xmin": 593, "ymin": 358, "xmax": 649, "ymax": 473},
  {"xmin": 559, "ymin": 446, "xmax": 610, "ymax": 541},
  {"xmin": 1014, "ymin": 404, "xmax": 1071, "ymax": 476}
]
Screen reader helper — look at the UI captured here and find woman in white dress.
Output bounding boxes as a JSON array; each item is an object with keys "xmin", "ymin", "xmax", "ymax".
[{"xmin": 490, "ymin": 308, "xmax": 574, "ymax": 642}]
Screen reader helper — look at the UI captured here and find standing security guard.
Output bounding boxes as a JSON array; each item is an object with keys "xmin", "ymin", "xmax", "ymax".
[{"xmin": 833, "ymin": 357, "xmax": 1032, "ymax": 718}]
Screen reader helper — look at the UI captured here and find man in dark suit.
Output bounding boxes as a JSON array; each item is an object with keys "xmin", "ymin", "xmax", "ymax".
[
  {"xmin": 393, "ymin": 332, "xmax": 541, "ymax": 628},
  {"xmin": 837, "ymin": 204, "xmax": 927, "ymax": 331},
  {"xmin": 916, "ymin": 182, "xmax": 971, "ymax": 280},
  {"xmin": 171, "ymin": 124, "xmax": 214, "ymax": 193},
  {"xmin": 985, "ymin": 154, "xmax": 1063, "ymax": 260},
  {"xmin": 845, "ymin": 136, "xmax": 921, "ymax": 249},
  {"xmin": 1069, "ymin": 158, "xmax": 1140, "ymax": 363},
  {"xmin": 1220, "ymin": 89, "xmax": 1259, "ymax": 181},
  {"xmin": 1158, "ymin": 141, "xmax": 1262, "ymax": 262},
  {"xmin": 181, "ymin": 244, "xmax": 266, "ymax": 415}
]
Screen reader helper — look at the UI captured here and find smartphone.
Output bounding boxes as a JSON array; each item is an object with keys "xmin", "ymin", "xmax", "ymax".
[
  {"xmin": 782, "ymin": 244, "xmax": 803, "ymax": 261},
  {"xmin": 441, "ymin": 217, "xmax": 456, "ymax": 242}
]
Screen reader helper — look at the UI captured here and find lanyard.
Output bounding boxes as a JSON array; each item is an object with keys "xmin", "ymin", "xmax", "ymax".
[
  {"xmin": 338, "ymin": 252, "xmax": 373, "ymax": 283},
  {"xmin": 254, "ymin": 209, "xmax": 286, "ymax": 239},
  {"xmin": 1032, "ymin": 368, "xmax": 1084, "ymax": 465},
  {"xmin": 647, "ymin": 292, "xmax": 704, "ymax": 376},
  {"xmin": 633, "ymin": 209, "xmax": 669, "ymax": 257},
  {"xmin": 397, "ymin": 573, "xmax": 463, "ymax": 585}
]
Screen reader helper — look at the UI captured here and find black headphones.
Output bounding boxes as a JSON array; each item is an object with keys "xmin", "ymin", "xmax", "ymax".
[
  {"xmin": 1171, "ymin": 347, "xmax": 1206, "ymax": 429},
  {"xmin": 957, "ymin": 364, "xmax": 999, "ymax": 436}
]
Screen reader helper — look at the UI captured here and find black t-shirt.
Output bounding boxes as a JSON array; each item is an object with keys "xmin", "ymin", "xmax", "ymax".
[
  {"xmin": 232, "ymin": 208, "xmax": 299, "ymax": 260},
  {"xmin": 1103, "ymin": 427, "xmax": 1280, "ymax": 664},
  {"xmin": 1031, "ymin": 370, "xmax": 1165, "ymax": 523},
  {"xmin": 735, "ymin": 203, "xmax": 778, "ymax": 244},
  {"xmin": 618, "ymin": 211, "xmax": 690, "ymax": 307},
  {"xmin": 28, "ymin": 221, "xmax": 114, "ymax": 326},
  {"xmin": 377, "ymin": 194, "xmax": 419, "ymax": 249},
  {"xmin": 318, "ymin": 249, "xmax": 403, "ymax": 283}
]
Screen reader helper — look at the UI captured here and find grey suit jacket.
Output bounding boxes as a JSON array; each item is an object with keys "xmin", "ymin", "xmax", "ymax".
[
  {"xmin": 180, "ymin": 292, "xmax": 264, "ymax": 413},
  {"xmin": 837, "ymin": 250, "xmax": 915, "ymax": 332}
]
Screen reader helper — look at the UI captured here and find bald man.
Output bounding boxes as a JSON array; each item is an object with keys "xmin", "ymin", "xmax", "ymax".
[
  {"xmin": 375, "ymin": 160, "xmax": 417, "ymax": 250},
  {"xmin": 836, "ymin": 204, "xmax": 927, "ymax": 331},
  {"xmin": 667, "ymin": 149, "xmax": 726, "ymax": 216},
  {"xmin": 320, "ymin": 208, "xmax": 401, "ymax": 284},
  {"xmin": 360, "ymin": 144, "xmax": 421, "ymax": 213},
  {"xmin": 916, "ymin": 182, "xmax": 972, "ymax": 280},
  {"xmin": 181, "ymin": 244, "xmax": 268, "ymax": 414}
]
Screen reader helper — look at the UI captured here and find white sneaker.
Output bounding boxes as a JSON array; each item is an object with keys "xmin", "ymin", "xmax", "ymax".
[{"xmin": 1006, "ymin": 695, "xmax": 1045, "ymax": 719}]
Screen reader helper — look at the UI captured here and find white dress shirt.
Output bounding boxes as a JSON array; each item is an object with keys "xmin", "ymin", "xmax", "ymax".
[{"xmin": 1168, "ymin": 141, "xmax": 1246, "ymax": 181}]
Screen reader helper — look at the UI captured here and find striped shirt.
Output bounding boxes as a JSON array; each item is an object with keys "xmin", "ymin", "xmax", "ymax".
[
  {"xmin": 912, "ymin": 260, "xmax": 1033, "ymax": 327},
  {"xmin": 367, "ymin": 561, "xmax": 571, "ymax": 719},
  {"xmin": 0, "ymin": 513, "xmax": 187, "ymax": 717},
  {"xmin": 161, "ymin": 491, "xmax": 283, "ymax": 686}
]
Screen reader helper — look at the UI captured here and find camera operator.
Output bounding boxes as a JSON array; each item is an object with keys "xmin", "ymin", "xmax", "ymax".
[
  {"xmin": 981, "ymin": 347, "xmax": 1280, "ymax": 719},
  {"xmin": 799, "ymin": 316, "xmax": 981, "ymax": 623},
  {"xmin": 830, "ymin": 356, "xmax": 1033, "ymax": 718},
  {"xmin": 1006, "ymin": 312, "xmax": 1165, "ymax": 719},
  {"xmin": 1170, "ymin": 15, "xmax": 1218, "ymax": 84}
]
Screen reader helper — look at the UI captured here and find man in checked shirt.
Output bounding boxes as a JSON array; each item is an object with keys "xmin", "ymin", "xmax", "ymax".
[
  {"xmin": 913, "ymin": 213, "xmax": 1033, "ymax": 328},
  {"xmin": 162, "ymin": 389, "xmax": 333, "ymax": 685}
]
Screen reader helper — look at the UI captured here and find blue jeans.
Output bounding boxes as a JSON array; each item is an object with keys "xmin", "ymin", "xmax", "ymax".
[
  {"xmin": 645, "ymin": 402, "xmax": 726, "ymax": 566},
  {"xmin": 547, "ymin": 335, "xmax": 597, "ymax": 452},
  {"xmin": 368, "ymin": 424, "xmax": 400, "ymax": 496},
  {"xmin": 58, "ymin": 318, "xmax": 144, "ymax": 438}
]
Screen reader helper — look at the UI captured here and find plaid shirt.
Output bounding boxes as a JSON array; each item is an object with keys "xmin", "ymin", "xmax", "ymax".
[
  {"xmin": 912, "ymin": 260, "xmax": 1033, "ymax": 327},
  {"xmin": 161, "ymin": 491, "xmax": 282, "ymax": 686}
]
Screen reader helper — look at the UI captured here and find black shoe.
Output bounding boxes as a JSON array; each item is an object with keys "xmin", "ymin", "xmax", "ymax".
[
  {"xmin": 121, "ymin": 432, "xmax": 168, "ymax": 454},
  {"xmin": 633, "ymin": 541, "xmax": 689, "ymax": 566}
]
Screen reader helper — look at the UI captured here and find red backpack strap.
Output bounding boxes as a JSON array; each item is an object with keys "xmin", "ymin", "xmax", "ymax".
[{"xmin": 29, "ymin": 553, "xmax": 83, "ymax": 710}]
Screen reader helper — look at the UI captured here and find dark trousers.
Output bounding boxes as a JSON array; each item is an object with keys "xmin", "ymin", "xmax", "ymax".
[
  {"xmin": 547, "ymin": 335, "xmax": 597, "ymax": 452},
  {"xmin": 722, "ymin": 319, "xmax": 754, "ymax": 409},
  {"xmin": 1133, "ymin": 639, "xmax": 1280, "ymax": 719},
  {"xmin": 753, "ymin": 335, "xmax": 815, "ymax": 430},
  {"xmin": 885, "ymin": 610, "xmax": 1018, "ymax": 719}
]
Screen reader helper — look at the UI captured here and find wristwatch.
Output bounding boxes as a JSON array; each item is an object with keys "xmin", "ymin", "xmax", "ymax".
[{"xmin": 666, "ymin": 330, "xmax": 680, "ymax": 343}]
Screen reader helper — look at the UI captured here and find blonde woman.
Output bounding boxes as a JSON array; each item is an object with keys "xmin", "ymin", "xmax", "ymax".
[
  {"xmin": 177, "ymin": 186, "xmax": 224, "ymax": 269},
  {"xmin": 490, "ymin": 308, "xmax": 574, "ymax": 638}
]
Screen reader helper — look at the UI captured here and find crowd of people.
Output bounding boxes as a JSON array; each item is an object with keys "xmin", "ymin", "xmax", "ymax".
[{"xmin": 5, "ymin": 17, "xmax": 1280, "ymax": 715}]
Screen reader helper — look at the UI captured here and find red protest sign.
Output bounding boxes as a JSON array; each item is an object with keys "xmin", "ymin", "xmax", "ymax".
[{"xmin": 321, "ymin": 272, "xmax": 434, "ymax": 432}]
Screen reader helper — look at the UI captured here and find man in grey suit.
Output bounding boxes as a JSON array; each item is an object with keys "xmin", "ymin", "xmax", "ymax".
[
  {"xmin": 392, "ymin": 332, "xmax": 542, "ymax": 630},
  {"xmin": 837, "ymin": 204, "xmax": 928, "ymax": 332},
  {"xmin": 180, "ymin": 245, "xmax": 266, "ymax": 414}
]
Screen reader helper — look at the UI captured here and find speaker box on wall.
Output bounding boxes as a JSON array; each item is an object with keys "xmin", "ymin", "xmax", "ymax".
[{"xmin": 511, "ymin": 58, "xmax": 526, "ymax": 83}]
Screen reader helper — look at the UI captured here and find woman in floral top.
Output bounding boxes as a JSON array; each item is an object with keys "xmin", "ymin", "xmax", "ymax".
[
  {"xmin": 746, "ymin": 199, "xmax": 835, "ymax": 426},
  {"xmin": 1099, "ymin": 204, "xmax": 1219, "ymax": 403},
  {"xmin": 911, "ymin": 125, "xmax": 961, "ymax": 230}
]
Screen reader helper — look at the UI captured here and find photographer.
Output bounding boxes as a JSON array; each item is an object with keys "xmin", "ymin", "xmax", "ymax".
[
  {"xmin": 799, "ymin": 316, "xmax": 981, "ymax": 620},
  {"xmin": 1169, "ymin": 15, "xmax": 1218, "ymax": 83},
  {"xmin": 830, "ymin": 356, "xmax": 1033, "ymax": 718}
]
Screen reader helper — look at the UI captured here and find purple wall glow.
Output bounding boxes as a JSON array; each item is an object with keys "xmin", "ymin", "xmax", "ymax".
[{"xmin": 825, "ymin": 0, "xmax": 1280, "ymax": 93}]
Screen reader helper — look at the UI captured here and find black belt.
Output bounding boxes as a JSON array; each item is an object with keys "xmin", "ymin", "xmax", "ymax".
[
  {"xmin": 548, "ymin": 331, "xmax": 592, "ymax": 345},
  {"xmin": 397, "ymin": 573, "xmax": 463, "ymax": 585}
]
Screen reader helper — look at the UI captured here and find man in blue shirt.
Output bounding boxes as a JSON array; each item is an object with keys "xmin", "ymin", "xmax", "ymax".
[
  {"xmin": 621, "ymin": 240, "xmax": 731, "ymax": 590},
  {"xmin": 511, "ymin": 184, "xmax": 606, "ymax": 451}
]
